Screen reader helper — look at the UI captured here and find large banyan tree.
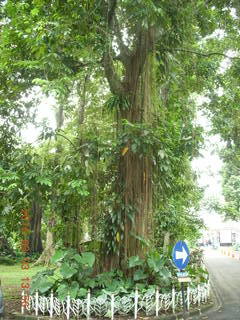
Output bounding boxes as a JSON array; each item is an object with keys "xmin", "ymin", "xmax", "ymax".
[
  {"xmin": 99, "ymin": 0, "xmax": 219, "ymax": 268},
  {"xmin": 0, "ymin": 0, "xmax": 234, "ymax": 269}
]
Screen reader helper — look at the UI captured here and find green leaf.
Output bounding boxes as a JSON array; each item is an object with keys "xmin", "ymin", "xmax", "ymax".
[
  {"xmin": 31, "ymin": 8, "xmax": 39, "ymax": 16},
  {"xmin": 51, "ymin": 250, "xmax": 66, "ymax": 264},
  {"xmin": 73, "ymin": 253, "xmax": 82, "ymax": 263},
  {"xmin": 82, "ymin": 278, "xmax": 96, "ymax": 288},
  {"xmin": 56, "ymin": 283, "xmax": 68, "ymax": 300},
  {"xmin": 133, "ymin": 270, "xmax": 148, "ymax": 281},
  {"xmin": 36, "ymin": 176, "xmax": 52, "ymax": 186},
  {"xmin": 37, "ymin": 278, "xmax": 53, "ymax": 294},
  {"xmin": 135, "ymin": 283, "xmax": 146, "ymax": 290},
  {"xmin": 60, "ymin": 263, "xmax": 78, "ymax": 279},
  {"xmin": 128, "ymin": 256, "xmax": 144, "ymax": 268},
  {"xmin": 78, "ymin": 288, "xmax": 88, "ymax": 297},
  {"xmin": 69, "ymin": 281, "xmax": 79, "ymax": 298},
  {"xmin": 131, "ymin": 143, "xmax": 137, "ymax": 153},
  {"xmin": 76, "ymin": 252, "xmax": 95, "ymax": 268},
  {"xmin": 147, "ymin": 257, "xmax": 164, "ymax": 273},
  {"xmin": 159, "ymin": 267, "xmax": 171, "ymax": 279}
]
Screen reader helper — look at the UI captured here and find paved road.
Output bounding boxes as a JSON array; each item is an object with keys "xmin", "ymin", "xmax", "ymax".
[{"xmin": 192, "ymin": 248, "xmax": 240, "ymax": 320}]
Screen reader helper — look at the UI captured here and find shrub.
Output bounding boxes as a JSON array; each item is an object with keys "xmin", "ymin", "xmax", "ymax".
[
  {"xmin": 30, "ymin": 249, "xmax": 172, "ymax": 299},
  {"xmin": 0, "ymin": 256, "xmax": 15, "ymax": 265},
  {"xmin": 31, "ymin": 248, "xmax": 208, "ymax": 300}
]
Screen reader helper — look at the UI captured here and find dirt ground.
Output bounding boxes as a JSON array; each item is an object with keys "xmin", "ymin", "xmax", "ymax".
[{"xmin": 3, "ymin": 298, "xmax": 21, "ymax": 319}]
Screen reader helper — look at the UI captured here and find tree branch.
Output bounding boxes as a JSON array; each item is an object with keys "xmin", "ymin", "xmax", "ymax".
[
  {"xmin": 103, "ymin": 51, "xmax": 124, "ymax": 95},
  {"xmin": 103, "ymin": 0, "xmax": 125, "ymax": 95},
  {"xmin": 113, "ymin": 15, "xmax": 132, "ymax": 64},
  {"xmin": 164, "ymin": 47, "xmax": 240, "ymax": 60},
  {"xmin": 107, "ymin": 0, "xmax": 117, "ymax": 28},
  {"xmin": 55, "ymin": 131, "xmax": 77, "ymax": 149}
]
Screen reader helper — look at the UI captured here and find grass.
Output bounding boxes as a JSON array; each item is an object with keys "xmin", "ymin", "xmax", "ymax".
[{"xmin": 0, "ymin": 263, "xmax": 45, "ymax": 299}]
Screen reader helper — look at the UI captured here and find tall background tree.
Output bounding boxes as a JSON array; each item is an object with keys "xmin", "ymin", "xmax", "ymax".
[{"xmin": 198, "ymin": 2, "xmax": 240, "ymax": 221}]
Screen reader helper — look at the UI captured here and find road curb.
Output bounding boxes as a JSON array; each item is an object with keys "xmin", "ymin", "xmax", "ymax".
[
  {"xmin": 156, "ymin": 301, "xmax": 214, "ymax": 319},
  {"xmin": 10, "ymin": 303, "xmax": 215, "ymax": 320},
  {"xmin": 10, "ymin": 314, "xmax": 52, "ymax": 320},
  {"xmin": 203, "ymin": 258, "xmax": 223, "ymax": 314},
  {"xmin": 208, "ymin": 279, "xmax": 222, "ymax": 312}
]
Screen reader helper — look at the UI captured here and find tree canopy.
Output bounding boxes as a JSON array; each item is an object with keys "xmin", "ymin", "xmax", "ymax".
[{"xmin": 0, "ymin": 0, "xmax": 239, "ymax": 270}]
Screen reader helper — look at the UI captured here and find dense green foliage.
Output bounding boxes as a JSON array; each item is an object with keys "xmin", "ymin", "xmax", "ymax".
[
  {"xmin": 31, "ymin": 248, "xmax": 207, "ymax": 300},
  {"xmin": 0, "ymin": 0, "xmax": 239, "ymax": 281},
  {"xmin": 200, "ymin": 5, "xmax": 240, "ymax": 220}
]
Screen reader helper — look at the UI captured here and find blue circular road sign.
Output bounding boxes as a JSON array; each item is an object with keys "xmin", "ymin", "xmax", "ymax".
[{"xmin": 172, "ymin": 241, "xmax": 190, "ymax": 270}]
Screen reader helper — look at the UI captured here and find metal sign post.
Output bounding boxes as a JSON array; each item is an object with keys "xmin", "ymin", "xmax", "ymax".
[
  {"xmin": 180, "ymin": 271, "xmax": 187, "ymax": 314},
  {"xmin": 172, "ymin": 241, "xmax": 190, "ymax": 316}
]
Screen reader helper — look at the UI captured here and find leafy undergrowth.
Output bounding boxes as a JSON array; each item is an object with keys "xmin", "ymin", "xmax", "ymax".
[
  {"xmin": 31, "ymin": 249, "xmax": 173, "ymax": 300},
  {"xmin": 31, "ymin": 248, "xmax": 208, "ymax": 301}
]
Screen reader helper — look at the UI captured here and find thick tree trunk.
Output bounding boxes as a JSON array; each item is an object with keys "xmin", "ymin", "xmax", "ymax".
[
  {"xmin": 34, "ymin": 105, "xmax": 64, "ymax": 264},
  {"xmin": 102, "ymin": 27, "xmax": 156, "ymax": 270},
  {"xmin": 163, "ymin": 232, "xmax": 170, "ymax": 254},
  {"xmin": 120, "ymin": 53, "xmax": 154, "ymax": 265},
  {"xmin": 62, "ymin": 77, "xmax": 89, "ymax": 250},
  {"xmin": 33, "ymin": 230, "xmax": 54, "ymax": 266},
  {"xmin": 29, "ymin": 201, "xmax": 43, "ymax": 253}
]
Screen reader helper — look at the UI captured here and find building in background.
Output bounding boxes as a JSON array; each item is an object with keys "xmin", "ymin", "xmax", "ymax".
[{"xmin": 200, "ymin": 212, "xmax": 240, "ymax": 247}]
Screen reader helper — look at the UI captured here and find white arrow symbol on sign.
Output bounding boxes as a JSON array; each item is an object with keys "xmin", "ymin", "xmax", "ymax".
[{"xmin": 176, "ymin": 247, "xmax": 188, "ymax": 264}]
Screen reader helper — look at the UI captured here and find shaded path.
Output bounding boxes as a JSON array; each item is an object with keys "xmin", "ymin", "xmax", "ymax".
[{"xmin": 192, "ymin": 248, "xmax": 240, "ymax": 319}]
